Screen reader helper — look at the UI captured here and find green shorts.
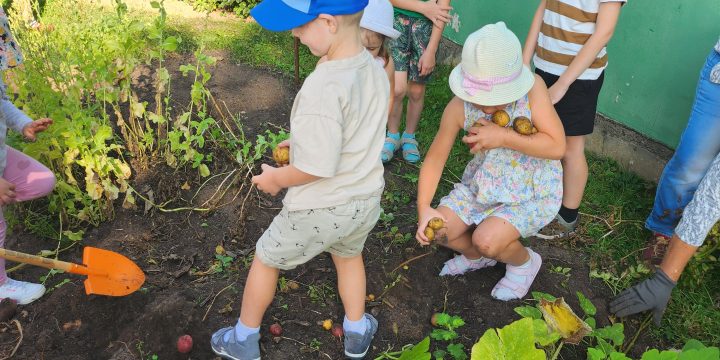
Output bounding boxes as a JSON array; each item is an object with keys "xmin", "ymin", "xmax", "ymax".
[
  {"xmin": 255, "ymin": 196, "xmax": 381, "ymax": 270},
  {"xmin": 390, "ymin": 14, "xmax": 433, "ymax": 84}
]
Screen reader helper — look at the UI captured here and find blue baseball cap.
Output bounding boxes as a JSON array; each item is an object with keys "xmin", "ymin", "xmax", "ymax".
[{"xmin": 251, "ymin": 0, "xmax": 369, "ymax": 32}]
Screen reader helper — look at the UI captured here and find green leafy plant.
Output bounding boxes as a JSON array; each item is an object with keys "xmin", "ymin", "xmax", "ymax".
[
  {"xmin": 375, "ymin": 337, "xmax": 431, "ymax": 360},
  {"xmin": 431, "ymin": 313, "xmax": 467, "ymax": 360}
]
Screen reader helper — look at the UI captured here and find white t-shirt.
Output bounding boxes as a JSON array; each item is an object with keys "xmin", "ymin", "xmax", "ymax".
[
  {"xmin": 283, "ymin": 50, "xmax": 389, "ymax": 211},
  {"xmin": 533, "ymin": 0, "xmax": 627, "ymax": 80}
]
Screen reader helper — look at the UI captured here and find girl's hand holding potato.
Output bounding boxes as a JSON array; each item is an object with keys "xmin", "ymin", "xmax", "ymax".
[{"xmin": 462, "ymin": 118, "xmax": 508, "ymax": 153}]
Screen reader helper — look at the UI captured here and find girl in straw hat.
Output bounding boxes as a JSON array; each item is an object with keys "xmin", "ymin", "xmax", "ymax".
[{"xmin": 415, "ymin": 22, "xmax": 565, "ymax": 301}]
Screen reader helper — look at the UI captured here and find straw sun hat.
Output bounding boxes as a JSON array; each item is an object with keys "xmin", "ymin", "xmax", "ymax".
[{"xmin": 449, "ymin": 22, "xmax": 535, "ymax": 106}]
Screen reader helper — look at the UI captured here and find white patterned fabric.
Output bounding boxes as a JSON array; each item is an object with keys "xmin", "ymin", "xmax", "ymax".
[{"xmin": 675, "ymin": 152, "xmax": 720, "ymax": 246}]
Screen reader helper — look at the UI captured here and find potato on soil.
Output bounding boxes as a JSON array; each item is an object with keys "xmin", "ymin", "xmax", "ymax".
[
  {"xmin": 423, "ymin": 226, "xmax": 435, "ymax": 242},
  {"xmin": 322, "ymin": 319, "xmax": 333, "ymax": 331},
  {"xmin": 272, "ymin": 146, "xmax": 290, "ymax": 165},
  {"xmin": 513, "ymin": 116, "xmax": 534, "ymax": 135},
  {"xmin": 269, "ymin": 323, "xmax": 283, "ymax": 336},
  {"xmin": 430, "ymin": 313, "xmax": 440, "ymax": 327},
  {"xmin": 331, "ymin": 324, "xmax": 344, "ymax": 338},
  {"xmin": 492, "ymin": 110, "xmax": 511, "ymax": 127},
  {"xmin": 427, "ymin": 217, "xmax": 445, "ymax": 230},
  {"xmin": 177, "ymin": 334, "xmax": 193, "ymax": 354}
]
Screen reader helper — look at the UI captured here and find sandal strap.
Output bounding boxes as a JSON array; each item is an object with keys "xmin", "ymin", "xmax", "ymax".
[
  {"xmin": 491, "ymin": 249, "xmax": 542, "ymax": 299},
  {"xmin": 401, "ymin": 137, "xmax": 420, "ymax": 156}
]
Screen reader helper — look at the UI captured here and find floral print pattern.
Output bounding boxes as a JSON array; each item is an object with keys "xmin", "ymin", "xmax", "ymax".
[
  {"xmin": 390, "ymin": 14, "xmax": 433, "ymax": 83},
  {"xmin": 439, "ymin": 97, "xmax": 563, "ymax": 237},
  {"xmin": 675, "ymin": 152, "xmax": 720, "ymax": 247},
  {"xmin": 0, "ymin": 8, "xmax": 23, "ymax": 70}
]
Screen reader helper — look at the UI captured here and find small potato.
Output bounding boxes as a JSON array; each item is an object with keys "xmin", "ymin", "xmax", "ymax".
[
  {"xmin": 273, "ymin": 146, "xmax": 290, "ymax": 166},
  {"xmin": 492, "ymin": 110, "xmax": 511, "ymax": 127},
  {"xmin": 427, "ymin": 217, "xmax": 445, "ymax": 230},
  {"xmin": 513, "ymin": 116, "xmax": 534, "ymax": 135},
  {"xmin": 424, "ymin": 227, "xmax": 435, "ymax": 242}
]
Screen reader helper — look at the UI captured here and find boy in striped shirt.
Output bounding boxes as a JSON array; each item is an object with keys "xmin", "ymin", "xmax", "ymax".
[{"xmin": 523, "ymin": 0, "xmax": 625, "ymax": 238}]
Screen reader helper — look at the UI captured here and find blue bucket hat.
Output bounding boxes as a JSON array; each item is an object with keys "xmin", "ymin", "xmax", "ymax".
[{"xmin": 251, "ymin": 0, "xmax": 369, "ymax": 32}]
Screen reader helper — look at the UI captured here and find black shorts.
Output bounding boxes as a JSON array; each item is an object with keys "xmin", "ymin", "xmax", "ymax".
[{"xmin": 536, "ymin": 68, "xmax": 604, "ymax": 136}]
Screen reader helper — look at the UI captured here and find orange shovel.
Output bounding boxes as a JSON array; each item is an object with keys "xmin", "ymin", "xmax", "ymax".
[{"xmin": 0, "ymin": 247, "xmax": 145, "ymax": 296}]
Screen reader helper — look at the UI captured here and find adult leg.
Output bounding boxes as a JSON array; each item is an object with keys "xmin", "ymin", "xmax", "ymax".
[{"xmin": 646, "ymin": 51, "xmax": 720, "ymax": 237}]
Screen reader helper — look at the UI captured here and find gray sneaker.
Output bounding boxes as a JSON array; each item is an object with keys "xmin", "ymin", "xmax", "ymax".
[
  {"xmin": 535, "ymin": 214, "xmax": 578, "ymax": 240},
  {"xmin": 210, "ymin": 327, "xmax": 261, "ymax": 360},
  {"xmin": 344, "ymin": 314, "xmax": 378, "ymax": 359}
]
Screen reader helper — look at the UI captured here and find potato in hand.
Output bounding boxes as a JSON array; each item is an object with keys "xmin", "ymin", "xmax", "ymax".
[
  {"xmin": 272, "ymin": 145, "xmax": 290, "ymax": 166},
  {"xmin": 491, "ymin": 110, "xmax": 510, "ymax": 127},
  {"xmin": 512, "ymin": 116, "xmax": 534, "ymax": 135}
]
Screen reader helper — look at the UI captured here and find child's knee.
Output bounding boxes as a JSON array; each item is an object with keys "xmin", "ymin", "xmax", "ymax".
[
  {"xmin": 394, "ymin": 83, "xmax": 407, "ymax": 99},
  {"xmin": 37, "ymin": 171, "xmax": 56, "ymax": 196},
  {"xmin": 472, "ymin": 233, "xmax": 503, "ymax": 259},
  {"xmin": 407, "ymin": 83, "xmax": 426, "ymax": 102}
]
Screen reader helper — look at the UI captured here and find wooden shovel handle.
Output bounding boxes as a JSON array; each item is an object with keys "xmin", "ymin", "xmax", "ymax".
[{"xmin": 0, "ymin": 248, "xmax": 88, "ymax": 275}]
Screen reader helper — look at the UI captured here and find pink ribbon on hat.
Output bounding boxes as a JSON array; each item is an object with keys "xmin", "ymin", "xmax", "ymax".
[{"xmin": 462, "ymin": 68, "xmax": 522, "ymax": 96}]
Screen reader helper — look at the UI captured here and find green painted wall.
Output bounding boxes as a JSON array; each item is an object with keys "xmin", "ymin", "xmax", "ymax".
[{"xmin": 442, "ymin": 1, "xmax": 720, "ymax": 148}]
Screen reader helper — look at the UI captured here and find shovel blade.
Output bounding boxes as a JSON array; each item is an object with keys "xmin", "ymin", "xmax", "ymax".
[{"xmin": 82, "ymin": 247, "xmax": 145, "ymax": 296}]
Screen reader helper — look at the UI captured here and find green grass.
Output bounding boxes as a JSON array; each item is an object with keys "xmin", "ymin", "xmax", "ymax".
[{"xmin": 36, "ymin": 0, "xmax": 720, "ymax": 348}]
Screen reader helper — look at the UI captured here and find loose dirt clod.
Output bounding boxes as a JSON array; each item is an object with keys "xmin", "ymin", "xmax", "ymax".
[{"xmin": 0, "ymin": 298, "xmax": 17, "ymax": 322}]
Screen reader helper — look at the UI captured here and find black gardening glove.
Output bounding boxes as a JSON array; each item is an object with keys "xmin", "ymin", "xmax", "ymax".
[{"xmin": 609, "ymin": 269, "xmax": 677, "ymax": 326}]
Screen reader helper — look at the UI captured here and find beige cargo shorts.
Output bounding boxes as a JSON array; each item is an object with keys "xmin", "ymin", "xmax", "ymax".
[{"xmin": 255, "ymin": 196, "xmax": 381, "ymax": 270}]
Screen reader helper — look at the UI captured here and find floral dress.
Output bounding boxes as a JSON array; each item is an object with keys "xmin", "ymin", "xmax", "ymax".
[
  {"xmin": 439, "ymin": 96, "xmax": 563, "ymax": 237},
  {"xmin": 0, "ymin": 7, "xmax": 23, "ymax": 70}
]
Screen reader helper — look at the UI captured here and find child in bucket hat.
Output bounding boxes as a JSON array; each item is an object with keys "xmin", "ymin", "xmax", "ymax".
[
  {"xmin": 416, "ymin": 22, "xmax": 566, "ymax": 301},
  {"xmin": 212, "ymin": 1, "xmax": 389, "ymax": 359},
  {"xmin": 360, "ymin": 0, "xmax": 399, "ymax": 117}
]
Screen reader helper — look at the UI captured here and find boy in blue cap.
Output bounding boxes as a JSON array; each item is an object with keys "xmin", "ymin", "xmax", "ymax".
[{"xmin": 210, "ymin": 1, "xmax": 389, "ymax": 359}]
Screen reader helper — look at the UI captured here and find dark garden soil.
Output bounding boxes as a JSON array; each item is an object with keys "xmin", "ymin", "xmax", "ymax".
[{"xmin": 0, "ymin": 51, "xmax": 659, "ymax": 359}]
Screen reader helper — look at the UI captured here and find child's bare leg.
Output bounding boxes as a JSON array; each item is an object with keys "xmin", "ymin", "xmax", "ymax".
[
  {"xmin": 560, "ymin": 136, "xmax": 588, "ymax": 215},
  {"xmin": 472, "ymin": 217, "xmax": 541, "ymax": 300},
  {"xmin": 404, "ymin": 81, "xmax": 426, "ymax": 134},
  {"xmin": 471, "ymin": 217, "xmax": 526, "ymax": 265},
  {"xmin": 239, "ymin": 256, "xmax": 280, "ymax": 327},
  {"xmin": 331, "ymin": 254, "xmax": 366, "ymax": 321},
  {"xmin": 435, "ymin": 207, "xmax": 498, "ymax": 276},
  {"xmin": 435, "ymin": 206, "xmax": 476, "ymax": 257},
  {"xmin": 389, "ymin": 71, "xmax": 408, "ymax": 134}
]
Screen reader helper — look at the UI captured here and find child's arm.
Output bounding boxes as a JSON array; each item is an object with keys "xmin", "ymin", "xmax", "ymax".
[
  {"xmin": 416, "ymin": 97, "xmax": 463, "ymax": 242},
  {"xmin": 390, "ymin": 0, "xmax": 452, "ymax": 28},
  {"xmin": 418, "ymin": 0, "xmax": 451, "ymax": 77},
  {"xmin": 1, "ymin": 100, "xmax": 32, "ymax": 134},
  {"xmin": 522, "ymin": 0, "xmax": 547, "ymax": 66},
  {"xmin": 252, "ymin": 164, "xmax": 321, "ymax": 196},
  {"xmin": 463, "ymin": 76, "xmax": 566, "ymax": 160},
  {"xmin": 547, "ymin": 2, "xmax": 622, "ymax": 104}
]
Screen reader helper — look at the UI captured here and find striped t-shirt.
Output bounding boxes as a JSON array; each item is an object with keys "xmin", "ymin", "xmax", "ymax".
[{"xmin": 533, "ymin": 0, "xmax": 626, "ymax": 80}]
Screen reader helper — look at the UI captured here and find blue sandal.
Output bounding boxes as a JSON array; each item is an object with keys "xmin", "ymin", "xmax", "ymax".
[
  {"xmin": 401, "ymin": 133, "xmax": 420, "ymax": 163},
  {"xmin": 382, "ymin": 132, "xmax": 401, "ymax": 163}
]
